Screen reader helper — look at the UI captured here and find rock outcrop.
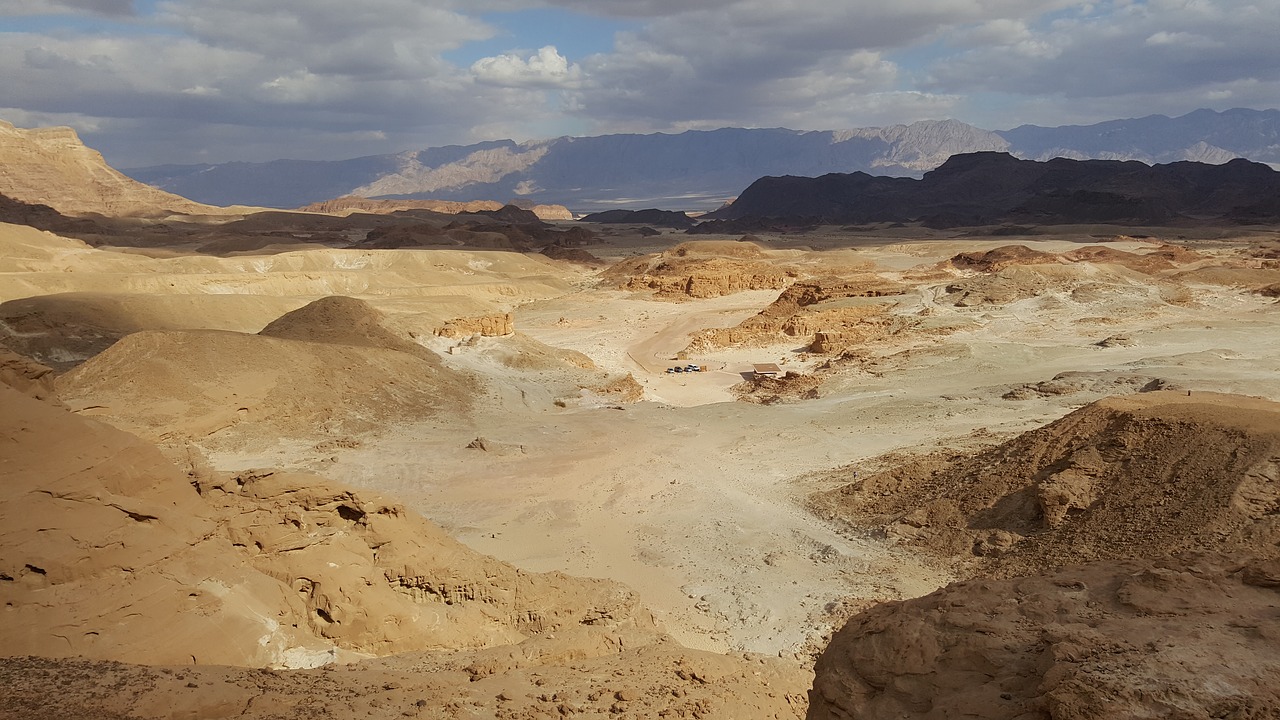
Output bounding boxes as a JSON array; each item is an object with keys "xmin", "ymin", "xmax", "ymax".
[
  {"xmin": 686, "ymin": 277, "xmax": 906, "ymax": 351},
  {"xmin": 810, "ymin": 391, "xmax": 1280, "ymax": 577},
  {"xmin": 810, "ymin": 553, "xmax": 1280, "ymax": 720},
  {"xmin": 579, "ymin": 208, "xmax": 697, "ymax": 228},
  {"xmin": 602, "ymin": 240, "xmax": 795, "ymax": 300},
  {"xmin": 0, "ymin": 348, "xmax": 58, "ymax": 402},
  {"xmin": 436, "ymin": 313, "xmax": 515, "ymax": 339}
]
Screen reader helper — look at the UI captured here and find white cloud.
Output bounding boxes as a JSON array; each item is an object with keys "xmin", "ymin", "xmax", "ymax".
[{"xmin": 472, "ymin": 46, "xmax": 582, "ymax": 89}]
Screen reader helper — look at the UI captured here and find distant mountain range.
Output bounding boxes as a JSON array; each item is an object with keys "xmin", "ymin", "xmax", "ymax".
[
  {"xmin": 123, "ymin": 108, "xmax": 1280, "ymax": 213},
  {"xmin": 706, "ymin": 152, "xmax": 1280, "ymax": 227}
]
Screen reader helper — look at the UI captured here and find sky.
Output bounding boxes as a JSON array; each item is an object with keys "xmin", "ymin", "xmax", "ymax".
[{"xmin": 1, "ymin": 0, "xmax": 1277, "ymax": 168}]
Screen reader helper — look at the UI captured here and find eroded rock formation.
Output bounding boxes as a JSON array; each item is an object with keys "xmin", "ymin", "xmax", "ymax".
[{"xmin": 810, "ymin": 554, "xmax": 1280, "ymax": 720}]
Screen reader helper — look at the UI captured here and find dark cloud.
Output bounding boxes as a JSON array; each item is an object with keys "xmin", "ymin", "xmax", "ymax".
[
  {"xmin": 925, "ymin": 0, "xmax": 1280, "ymax": 99},
  {"xmin": 0, "ymin": 0, "xmax": 134, "ymax": 15},
  {"xmin": 57, "ymin": 0, "xmax": 133, "ymax": 15},
  {"xmin": 0, "ymin": 0, "xmax": 1275, "ymax": 166}
]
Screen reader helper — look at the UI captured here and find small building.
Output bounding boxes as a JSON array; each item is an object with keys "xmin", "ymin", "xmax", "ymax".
[{"xmin": 752, "ymin": 363, "xmax": 782, "ymax": 379}]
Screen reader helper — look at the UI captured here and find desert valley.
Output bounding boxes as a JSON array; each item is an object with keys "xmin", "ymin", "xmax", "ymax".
[{"xmin": 2, "ymin": 115, "xmax": 1280, "ymax": 720}]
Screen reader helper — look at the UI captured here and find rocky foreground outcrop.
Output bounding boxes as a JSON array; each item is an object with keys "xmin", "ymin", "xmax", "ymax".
[
  {"xmin": 809, "ymin": 553, "xmax": 1280, "ymax": 720},
  {"xmin": 811, "ymin": 391, "xmax": 1280, "ymax": 578},
  {"xmin": 807, "ymin": 391, "xmax": 1280, "ymax": 719}
]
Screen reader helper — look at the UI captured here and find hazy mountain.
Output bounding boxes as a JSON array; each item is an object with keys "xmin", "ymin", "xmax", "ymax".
[
  {"xmin": 999, "ymin": 108, "xmax": 1280, "ymax": 164},
  {"xmin": 121, "ymin": 109, "xmax": 1280, "ymax": 213}
]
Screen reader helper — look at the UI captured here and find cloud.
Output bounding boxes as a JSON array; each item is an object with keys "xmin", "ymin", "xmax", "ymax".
[
  {"xmin": 0, "ymin": 0, "xmax": 133, "ymax": 16},
  {"xmin": 155, "ymin": 0, "xmax": 493, "ymax": 78},
  {"xmin": 1, "ymin": 0, "xmax": 1276, "ymax": 166},
  {"xmin": 548, "ymin": 0, "xmax": 1092, "ymax": 135},
  {"xmin": 472, "ymin": 46, "xmax": 582, "ymax": 89},
  {"xmin": 926, "ymin": 0, "xmax": 1280, "ymax": 99}
]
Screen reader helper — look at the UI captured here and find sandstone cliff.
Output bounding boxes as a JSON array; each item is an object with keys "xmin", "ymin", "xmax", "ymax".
[{"xmin": 0, "ymin": 120, "xmax": 221, "ymax": 217}]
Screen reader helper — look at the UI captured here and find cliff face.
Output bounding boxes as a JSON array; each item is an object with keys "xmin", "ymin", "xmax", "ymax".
[{"xmin": 0, "ymin": 121, "xmax": 220, "ymax": 217}]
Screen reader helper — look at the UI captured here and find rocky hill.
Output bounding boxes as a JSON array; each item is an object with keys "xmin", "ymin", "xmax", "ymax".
[
  {"xmin": 0, "ymin": 121, "xmax": 223, "ymax": 217},
  {"xmin": 810, "ymin": 391, "xmax": 1280, "ymax": 577},
  {"xmin": 119, "ymin": 108, "xmax": 1280, "ymax": 211},
  {"xmin": 709, "ymin": 152, "xmax": 1280, "ymax": 226}
]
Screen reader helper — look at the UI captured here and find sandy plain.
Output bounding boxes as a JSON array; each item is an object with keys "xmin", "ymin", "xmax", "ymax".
[{"xmin": 8, "ymin": 217, "xmax": 1278, "ymax": 669}]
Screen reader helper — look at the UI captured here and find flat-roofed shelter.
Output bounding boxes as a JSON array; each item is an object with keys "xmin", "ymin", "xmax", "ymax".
[{"xmin": 752, "ymin": 363, "xmax": 782, "ymax": 378}]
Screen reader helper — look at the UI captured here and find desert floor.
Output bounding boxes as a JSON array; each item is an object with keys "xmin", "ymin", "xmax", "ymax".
[{"xmin": 130, "ymin": 223, "xmax": 1279, "ymax": 657}]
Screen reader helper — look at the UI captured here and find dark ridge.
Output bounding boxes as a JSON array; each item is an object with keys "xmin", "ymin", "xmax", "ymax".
[
  {"xmin": 706, "ymin": 153, "xmax": 1280, "ymax": 227},
  {"xmin": 578, "ymin": 209, "xmax": 696, "ymax": 229}
]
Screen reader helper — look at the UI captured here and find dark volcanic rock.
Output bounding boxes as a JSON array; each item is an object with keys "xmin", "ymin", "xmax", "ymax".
[
  {"xmin": 579, "ymin": 209, "xmax": 696, "ymax": 229},
  {"xmin": 458, "ymin": 204, "xmax": 546, "ymax": 224},
  {"xmin": 687, "ymin": 216, "xmax": 821, "ymax": 235},
  {"xmin": 711, "ymin": 153, "xmax": 1280, "ymax": 227}
]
